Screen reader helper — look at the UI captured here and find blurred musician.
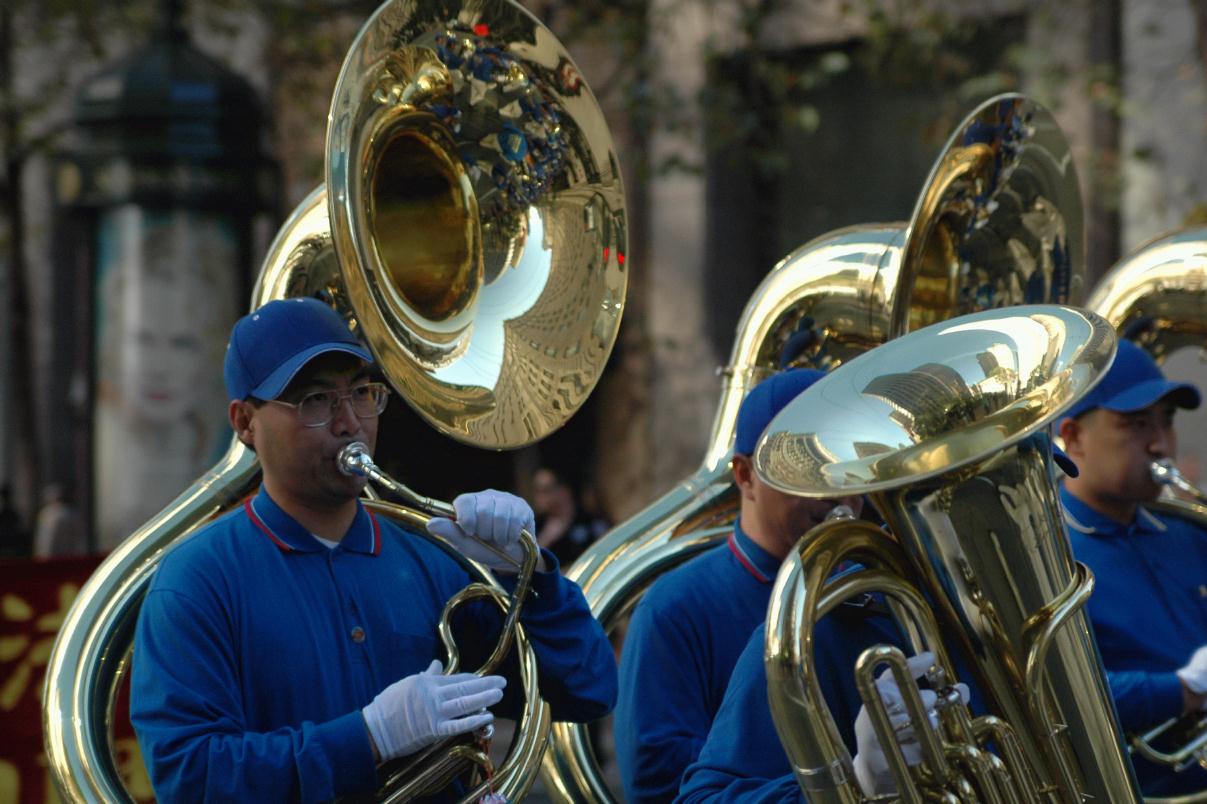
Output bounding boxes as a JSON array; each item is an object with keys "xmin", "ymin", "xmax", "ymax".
[
  {"xmin": 1057, "ymin": 337, "xmax": 1207, "ymax": 795},
  {"xmin": 673, "ymin": 575, "xmax": 962, "ymax": 800},
  {"xmin": 129, "ymin": 298, "xmax": 617, "ymax": 801},
  {"xmin": 614, "ymin": 368, "xmax": 863, "ymax": 802}
]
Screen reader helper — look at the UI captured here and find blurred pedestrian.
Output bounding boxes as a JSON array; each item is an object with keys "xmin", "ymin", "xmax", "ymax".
[{"xmin": 531, "ymin": 466, "xmax": 608, "ymax": 569}]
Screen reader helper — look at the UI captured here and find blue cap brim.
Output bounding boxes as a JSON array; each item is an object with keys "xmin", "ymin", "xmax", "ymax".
[
  {"xmin": 1100, "ymin": 377, "xmax": 1200, "ymax": 414},
  {"xmin": 250, "ymin": 343, "xmax": 374, "ymax": 400},
  {"xmin": 1053, "ymin": 446, "xmax": 1079, "ymax": 478}
]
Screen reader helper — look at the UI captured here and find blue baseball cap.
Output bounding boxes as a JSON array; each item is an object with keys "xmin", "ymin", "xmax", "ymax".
[
  {"xmin": 734, "ymin": 368, "xmax": 826, "ymax": 456},
  {"xmin": 1062, "ymin": 338, "xmax": 1200, "ymax": 422},
  {"xmin": 223, "ymin": 298, "xmax": 375, "ymax": 401}
]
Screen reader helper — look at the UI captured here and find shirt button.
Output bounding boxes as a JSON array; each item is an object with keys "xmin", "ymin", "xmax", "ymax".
[{"xmin": 350, "ymin": 626, "xmax": 365, "ymax": 643}]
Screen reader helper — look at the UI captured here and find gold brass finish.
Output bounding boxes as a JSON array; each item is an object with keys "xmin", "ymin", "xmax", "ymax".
[
  {"xmin": 755, "ymin": 305, "xmax": 1111, "ymax": 496},
  {"xmin": 43, "ymin": 0, "xmax": 626, "ymax": 800},
  {"xmin": 362, "ymin": 487, "xmax": 548, "ymax": 804},
  {"xmin": 328, "ymin": 0, "xmax": 627, "ymax": 448},
  {"xmin": 338, "ymin": 441, "xmax": 520, "ymax": 570},
  {"xmin": 772, "ymin": 523, "xmax": 1045, "ymax": 803},
  {"xmin": 1088, "ymin": 226, "xmax": 1207, "ymax": 363},
  {"xmin": 757, "ymin": 305, "xmax": 1140, "ymax": 801},
  {"xmin": 544, "ymin": 93, "xmax": 1086, "ymax": 802}
]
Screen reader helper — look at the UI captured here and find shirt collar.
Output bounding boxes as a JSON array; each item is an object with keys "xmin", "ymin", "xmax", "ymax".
[
  {"xmin": 728, "ymin": 519, "xmax": 783, "ymax": 585},
  {"xmin": 246, "ymin": 487, "xmax": 381, "ymax": 555},
  {"xmin": 1058, "ymin": 484, "xmax": 1167, "ymax": 537}
]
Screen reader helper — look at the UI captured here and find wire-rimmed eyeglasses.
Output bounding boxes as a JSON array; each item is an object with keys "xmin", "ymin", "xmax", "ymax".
[{"xmin": 270, "ymin": 382, "xmax": 390, "ymax": 427}]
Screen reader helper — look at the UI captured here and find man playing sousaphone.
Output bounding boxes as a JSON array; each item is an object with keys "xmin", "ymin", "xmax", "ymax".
[
  {"xmin": 674, "ymin": 582, "xmax": 970, "ymax": 800},
  {"xmin": 1057, "ymin": 337, "xmax": 1207, "ymax": 796},
  {"xmin": 674, "ymin": 304, "xmax": 1127, "ymax": 802},
  {"xmin": 129, "ymin": 298, "xmax": 617, "ymax": 801},
  {"xmin": 615, "ymin": 367, "xmax": 863, "ymax": 802},
  {"xmin": 664, "ymin": 370, "xmax": 980, "ymax": 802}
]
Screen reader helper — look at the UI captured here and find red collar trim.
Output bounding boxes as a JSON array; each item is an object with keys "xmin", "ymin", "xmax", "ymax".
[
  {"xmin": 368, "ymin": 509, "xmax": 382, "ymax": 556},
  {"xmin": 728, "ymin": 533, "xmax": 771, "ymax": 585},
  {"xmin": 245, "ymin": 498, "xmax": 293, "ymax": 552},
  {"xmin": 245, "ymin": 497, "xmax": 382, "ymax": 554}
]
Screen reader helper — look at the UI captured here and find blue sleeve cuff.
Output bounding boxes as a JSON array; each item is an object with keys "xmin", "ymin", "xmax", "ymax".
[
  {"xmin": 318, "ymin": 710, "xmax": 381, "ymax": 797},
  {"xmin": 531, "ymin": 548, "xmax": 564, "ymax": 590},
  {"xmin": 1153, "ymin": 672, "xmax": 1187, "ymax": 722},
  {"xmin": 496, "ymin": 547, "xmax": 562, "ymax": 595}
]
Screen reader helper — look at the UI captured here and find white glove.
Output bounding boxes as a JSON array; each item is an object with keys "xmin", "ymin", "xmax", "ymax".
[
  {"xmin": 362, "ymin": 660, "xmax": 506, "ymax": 762},
  {"xmin": 1178, "ymin": 645, "xmax": 1207, "ymax": 696},
  {"xmin": 427, "ymin": 490, "xmax": 535, "ymax": 574},
  {"xmin": 852, "ymin": 652, "xmax": 969, "ymax": 796}
]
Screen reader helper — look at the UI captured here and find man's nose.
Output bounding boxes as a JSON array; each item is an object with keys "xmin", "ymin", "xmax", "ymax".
[
  {"xmin": 330, "ymin": 395, "xmax": 361, "ymax": 435},
  {"xmin": 1150, "ymin": 423, "xmax": 1174, "ymax": 455}
]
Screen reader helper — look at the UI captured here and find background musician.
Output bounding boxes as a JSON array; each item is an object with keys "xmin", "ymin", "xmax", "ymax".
[
  {"xmin": 673, "ymin": 574, "xmax": 942, "ymax": 800},
  {"xmin": 614, "ymin": 368, "xmax": 863, "ymax": 802},
  {"xmin": 129, "ymin": 298, "xmax": 617, "ymax": 801},
  {"xmin": 672, "ymin": 337, "xmax": 1090, "ymax": 801},
  {"xmin": 1058, "ymin": 337, "xmax": 1207, "ymax": 796}
]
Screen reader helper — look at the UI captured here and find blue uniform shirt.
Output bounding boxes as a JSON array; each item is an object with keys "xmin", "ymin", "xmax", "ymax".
[
  {"xmin": 130, "ymin": 488, "xmax": 617, "ymax": 802},
  {"xmin": 675, "ymin": 606, "xmax": 905, "ymax": 803},
  {"xmin": 614, "ymin": 521, "xmax": 781, "ymax": 803},
  {"xmin": 1061, "ymin": 486, "xmax": 1207, "ymax": 796}
]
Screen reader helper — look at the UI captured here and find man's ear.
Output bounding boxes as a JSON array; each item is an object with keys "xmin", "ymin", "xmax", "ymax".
[
  {"xmin": 732, "ymin": 454, "xmax": 756, "ymax": 499},
  {"xmin": 229, "ymin": 400, "xmax": 256, "ymax": 450},
  {"xmin": 1057, "ymin": 417, "xmax": 1081, "ymax": 458}
]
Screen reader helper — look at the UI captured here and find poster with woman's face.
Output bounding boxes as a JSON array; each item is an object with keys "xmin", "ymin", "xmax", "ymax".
[{"xmin": 94, "ymin": 206, "xmax": 240, "ymax": 552}]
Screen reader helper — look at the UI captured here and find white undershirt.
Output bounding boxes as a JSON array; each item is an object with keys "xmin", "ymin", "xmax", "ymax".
[{"xmin": 312, "ymin": 534, "xmax": 339, "ymax": 549}]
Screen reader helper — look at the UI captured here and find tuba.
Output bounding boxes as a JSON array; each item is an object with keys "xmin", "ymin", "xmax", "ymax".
[
  {"xmin": 1088, "ymin": 227, "xmax": 1207, "ymax": 791},
  {"xmin": 42, "ymin": 0, "xmax": 626, "ymax": 800},
  {"xmin": 1087, "ymin": 225, "xmax": 1207, "ymax": 365},
  {"xmin": 1088, "ymin": 224, "xmax": 1207, "ymax": 515},
  {"xmin": 544, "ymin": 93, "xmax": 1085, "ymax": 801},
  {"xmin": 758, "ymin": 304, "xmax": 1141, "ymax": 801}
]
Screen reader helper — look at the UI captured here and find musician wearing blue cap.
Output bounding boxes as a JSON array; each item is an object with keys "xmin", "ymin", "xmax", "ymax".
[
  {"xmin": 1057, "ymin": 338, "xmax": 1207, "ymax": 796},
  {"xmin": 130, "ymin": 298, "xmax": 617, "ymax": 802},
  {"xmin": 614, "ymin": 368, "xmax": 865, "ymax": 803},
  {"xmin": 677, "ymin": 637, "xmax": 967, "ymax": 802},
  {"xmin": 672, "ymin": 507, "xmax": 973, "ymax": 800},
  {"xmin": 676, "ymin": 438, "xmax": 1080, "ymax": 801}
]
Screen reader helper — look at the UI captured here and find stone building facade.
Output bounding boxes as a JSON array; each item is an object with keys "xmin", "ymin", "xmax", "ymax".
[{"xmin": 6, "ymin": 0, "xmax": 1207, "ymax": 545}]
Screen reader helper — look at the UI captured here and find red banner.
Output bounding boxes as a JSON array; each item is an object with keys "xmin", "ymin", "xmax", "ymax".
[{"xmin": 0, "ymin": 557, "xmax": 152, "ymax": 803}]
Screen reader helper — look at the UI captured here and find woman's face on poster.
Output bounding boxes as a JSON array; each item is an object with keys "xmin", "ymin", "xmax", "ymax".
[{"xmin": 118, "ymin": 278, "xmax": 210, "ymax": 426}]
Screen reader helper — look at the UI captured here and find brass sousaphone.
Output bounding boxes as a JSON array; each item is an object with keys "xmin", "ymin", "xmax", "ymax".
[
  {"xmin": 42, "ymin": 0, "xmax": 626, "ymax": 800},
  {"xmin": 1089, "ymin": 224, "xmax": 1207, "ymax": 513},
  {"xmin": 544, "ymin": 94, "xmax": 1085, "ymax": 801},
  {"xmin": 758, "ymin": 305, "xmax": 1140, "ymax": 801},
  {"xmin": 1089, "ymin": 226, "xmax": 1207, "ymax": 366}
]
